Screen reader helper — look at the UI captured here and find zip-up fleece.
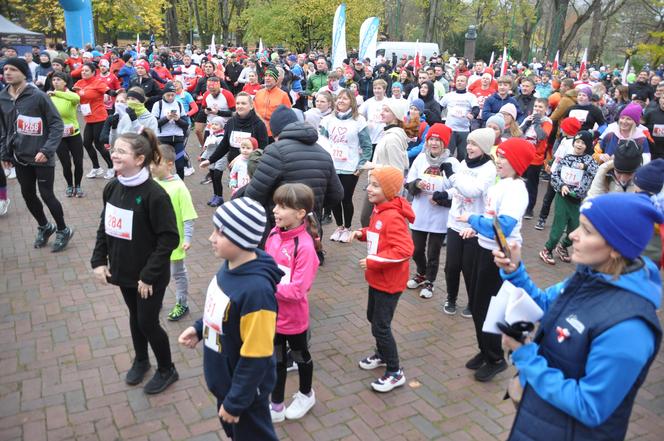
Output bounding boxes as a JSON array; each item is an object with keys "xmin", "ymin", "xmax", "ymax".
[
  {"xmin": 0, "ymin": 83, "xmax": 64, "ymax": 167},
  {"xmin": 265, "ymin": 223, "xmax": 319, "ymax": 335},
  {"xmin": 357, "ymin": 197, "xmax": 415, "ymax": 293}
]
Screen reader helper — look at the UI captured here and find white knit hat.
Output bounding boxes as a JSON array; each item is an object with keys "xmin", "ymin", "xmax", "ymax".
[
  {"xmin": 383, "ymin": 98, "xmax": 408, "ymax": 122},
  {"xmin": 213, "ymin": 197, "xmax": 266, "ymax": 250},
  {"xmin": 466, "ymin": 128, "xmax": 495, "ymax": 155}
]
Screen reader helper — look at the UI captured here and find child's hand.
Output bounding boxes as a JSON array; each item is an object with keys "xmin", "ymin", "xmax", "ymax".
[
  {"xmin": 219, "ymin": 404, "xmax": 240, "ymax": 423},
  {"xmin": 492, "ymin": 242, "xmax": 522, "ymax": 274},
  {"xmin": 561, "ymin": 185, "xmax": 570, "ymax": 197},
  {"xmin": 200, "ymin": 160, "xmax": 210, "ymax": 168},
  {"xmin": 182, "ymin": 242, "xmax": 191, "ymax": 251},
  {"xmin": 359, "ymin": 258, "xmax": 367, "ymax": 269},
  {"xmin": 347, "ymin": 230, "xmax": 362, "ymax": 243},
  {"xmin": 460, "ymin": 228, "xmax": 476, "ymax": 239},
  {"xmin": 178, "ymin": 326, "xmax": 200, "ymax": 348},
  {"xmin": 599, "ymin": 153, "xmax": 611, "ymax": 163}
]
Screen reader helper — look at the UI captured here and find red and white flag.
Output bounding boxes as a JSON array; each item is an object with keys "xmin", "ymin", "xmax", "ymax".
[
  {"xmin": 414, "ymin": 39, "xmax": 422, "ymax": 74},
  {"xmin": 621, "ymin": 58, "xmax": 630, "ymax": 86},
  {"xmin": 552, "ymin": 50, "xmax": 559, "ymax": 73},
  {"xmin": 500, "ymin": 47, "xmax": 508, "ymax": 77},
  {"xmin": 488, "ymin": 51, "xmax": 495, "ymax": 69},
  {"xmin": 136, "ymin": 34, "xmax": 141, "ymax": 55},
  {"xmin": 578, "ymin": 48, "xmax": 588, "ymax": 79}
]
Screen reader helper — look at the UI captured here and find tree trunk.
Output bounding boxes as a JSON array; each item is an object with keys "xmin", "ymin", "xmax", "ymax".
[
  {"xmin": 587, "ymin": 7, "xmax": 602, "ymax": 63},
  {"xmin": 425, "ymin": 0, "xmax": 438, "ymax": 42},
  {"xmin": 559, "ymin": 0, "xmax": 602, "ymax": 57},
  {"xmin": 189, "ymin": 0, "xmax": 203, "ymax": 46},
  {"xmin": 166, "ymin": 0, "xmax": 180, "ymax": 47},
  {"xmin": 547, "ymin": 0, "xmax": 569, "ymax": 59}
]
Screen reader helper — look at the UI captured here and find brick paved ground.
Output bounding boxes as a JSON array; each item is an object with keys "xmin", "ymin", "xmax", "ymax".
[{"xmin": 1, "ymin": 150, "xmax": 662, "ymax": 440}]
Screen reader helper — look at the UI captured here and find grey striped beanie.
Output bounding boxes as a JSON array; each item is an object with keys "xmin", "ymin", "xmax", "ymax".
[{"xmin": 213, "ymin": 197, "xmax": 266, "ymax": 250}]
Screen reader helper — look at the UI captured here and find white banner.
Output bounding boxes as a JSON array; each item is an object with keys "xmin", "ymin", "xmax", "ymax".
[
  {"xmin": 358, "ymin": 17, "xmax": 379, "ymax": 65},
  {"xmin": 332, "ymin": 3, "xmax": 347, "ymax": 69}
]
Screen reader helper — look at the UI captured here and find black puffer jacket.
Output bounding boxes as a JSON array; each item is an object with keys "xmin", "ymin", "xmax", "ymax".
[
  {"xmin": 243, "ymin": 122, "xmax": 343, "ymax": 214},
  {"xmin": 208, "ymin": 109, "xmax": 269, "ymax": 164}
]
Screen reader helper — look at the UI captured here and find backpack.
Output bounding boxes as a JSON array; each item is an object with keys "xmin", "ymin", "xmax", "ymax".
[{"xmin": 156, "ymin": 99, "xmax": 190, "ymax": 126}]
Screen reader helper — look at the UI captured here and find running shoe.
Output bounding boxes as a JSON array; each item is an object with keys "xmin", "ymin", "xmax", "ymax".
[
  {"xmin": 534, "ymin": 218, "xmax": 546, "ymax": 231},
  {"xmin": 104, "ymin": 169, "xmax": 116, "ymax": 180},
  {"xmin": 338, "ymin": 228, "xmax": 352, "ymax": 243},
  {"xmin": 143, "ymin": 366, "xmax": 178, "ymax": 394},
  {"xmin": 539, "ymin": 248, "xmax": 555, "ymax": 265},
  {"xmin": 359, "ymin": 354, "xmax": 386, "ymax": 370},
  {"xmin": 65, "ymin": 186, "xmax": 74, "ymax": 197},
  {"xmin": 184, "ymin": 166, "xmax": 195, "ymax": 176},
  {"xmin": 443, "ymin": 300, "xmax": 457, "ymax": 315},
  {"xmin": 461, "ymin": 306, "xmax": 472, "ymax": 318},
  {"xmin": 34, "ymin": 223, "xmax": 56, "ymax": 248},
  {"xmin": 167, "ymin": 303, "xmax": 189, "ymax": 321},
  {"xmin": 474, "ymin": 360, "xmax": 507, "ymax": 382},
  {"xmin": 0, "ymin": 199, "xmax": 9, "ymax": 216},
  {"xmin": 270, "ymin": 403, "xmax": 286, "ymax": 423},
  {"xmin": 285, "ymin": 390, "xmax": 315, "ymax": 420},
  {"xmin": 407, "ymin": 274, "xmax": 427, "ymax": 289},
  {"xmin": 6, "ymin": 167, "xmax": 16, "ymax": 179},
  {"xmin": 125, "ymin": 358, "xmax": 151, "ymax": 385},
  {"xmin": 555, "ymin": 244, "xmax": 572, "ymax": 263},
  {"xmin": 371, "ymin": 369, "xmax": 406, "ymax": 392},
  {"xmin": 52, "ymin": 227, "xmax": 74, "ymax": 253},
  {"xmin": 208, "ymin": 195, "xmax": 224, "ymax": 207},
  {"xmin": 74, "ymin": 187, "xmax": 85, "ymax": 198},
  {"xmin": 86, "ymin": 168, "xmax": 104, "ymax": 178},
  {"xmin": 419, "ymin": 282, "xmax": 434, "ymax": 299},
  {"xmin": 329, "ymin": 226, "xmax": 345, "ymax": 242},
  {"xmin": 523, "ymin": 210, "xmax": 534, "ymax": 220}
]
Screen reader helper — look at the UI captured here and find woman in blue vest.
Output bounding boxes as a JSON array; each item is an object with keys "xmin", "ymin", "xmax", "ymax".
[{"xmin": 493, "ymin": 192, "xmax": 663, "ymax": 441}]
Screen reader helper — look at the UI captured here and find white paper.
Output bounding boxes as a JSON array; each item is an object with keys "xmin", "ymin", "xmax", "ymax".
[{"xmin": 482, "ymin": 281, "xmax": 543, "ymax": 335}]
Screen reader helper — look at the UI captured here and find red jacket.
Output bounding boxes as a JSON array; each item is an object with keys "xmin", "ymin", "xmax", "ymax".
[{"xmin": 358, "ymin": 197, "xmax": 415, "ymax": 294}]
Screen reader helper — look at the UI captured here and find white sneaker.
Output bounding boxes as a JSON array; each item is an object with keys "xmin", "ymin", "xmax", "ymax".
[
  {"xmin": 104, "ymin": 169, "xmax": 116, "ymax": 180},
  {"xmin": 339, "ymin": 228, "xmax": 352, "ymax": 243},
  {"xmin": 0, "ymin": 199, "xmax": 9, "ymax": 216},
  {"xmin": 270, "ymin": 403, "xmax": 286, "ymax": 423},
  {"xmin": 359, "ymin": 354, "xmax": 386, "ymax": 370},
  {"xmin": 285, "ymin": 390, "xmax": 315, "ymax": 420},
  {"xmin": 184, "ymin": 166, "xmax": 195, "ymax": 176},
  {"xmin": 419, "ymin": 283, "xmax": 434, "ymax": 299},
  {"xmin": 86, "ymin": 168, "xmax": 102, "ymax": 179},
  {"xmin": 6, "ymin": 167, "xmax": 16, "ymax": 179},
  {"xmin": 371, "ymin": 369, "xmax": 406, "ymax": 393},
  {"xmin": 329, "ymin": 226, "xmax": 344, "ymax": 242}
]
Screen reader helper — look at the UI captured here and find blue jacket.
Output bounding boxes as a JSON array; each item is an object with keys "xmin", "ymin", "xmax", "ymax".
[
  {"xmin": 194, "ymin": 250, "xmax": 283, "ymax": 417},
  {"xmin": 117, "ymin": 65, "xmax": 136, "ymax": 90},
  {"xmin": 503, "ymin": 260, "xmax": 662, "ymax": 441},
  {"xmin": 482, "ymin": 92, "xmax": 521, "ymax": 122}
]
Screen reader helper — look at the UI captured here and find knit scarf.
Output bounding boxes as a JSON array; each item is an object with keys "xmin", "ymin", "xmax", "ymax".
[
  {"xmin": 127, "ymin": 101, "xmax": 148, "ymax": 117},
  {"xmin": 425, "ymin": 148, "xmax": 449, "ymax": 168},
  {"xmin": 117, "ymin": 167, "xmax": 149, "ymax": 186},
  {"xmin": 466, "ymin": 154, "xmax": 491, "ymax": 169}
]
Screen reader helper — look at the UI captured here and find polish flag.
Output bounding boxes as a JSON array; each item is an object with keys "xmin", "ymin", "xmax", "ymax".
[
  {"xmin": 414, "ymin": 40, "xmax": 422, "ymax": 74},
  {"xmin": 621, "ymin": 58, "xmax": 629, "ymax": 86},
  {"xmin": 499, "ymin": 47, "xmax": 508, "ymax": 77},
  {"xmin": 552, "ymin": 50, "xmax": 559, "ymax": 73},
  {"xmin": 136, "ymin": 34, "xmax": 141, "ymax": 55},
  {"xmin": 488, "ymin": 51, "xmax": 495, "ymax": 69},
  {"xmin": 578, "ymin": 48, "xmax": 588, "ymax": 79}
]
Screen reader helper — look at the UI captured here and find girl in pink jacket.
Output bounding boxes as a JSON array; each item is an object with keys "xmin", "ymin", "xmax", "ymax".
[{"xmin": 265, "ymin": 183, "xmax": 321, "ymax": 423}]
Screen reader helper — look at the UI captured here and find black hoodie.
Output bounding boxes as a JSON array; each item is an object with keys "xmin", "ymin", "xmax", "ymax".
[
  {"xmin": 208, "ymin": 109, "xmax": 269, "ymax": 164},
  {"xmin": 243, "ymin": 121, "xmax": 343, "ymax": 215},
  {"xmin": 419, "ymin": 80, "xmax": 442, "ymax": 125}
]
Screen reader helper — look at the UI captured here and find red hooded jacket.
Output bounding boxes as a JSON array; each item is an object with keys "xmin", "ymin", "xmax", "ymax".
[{"xmin": 358, "ymin": 197, "xmax": 415, "ymax": 294}]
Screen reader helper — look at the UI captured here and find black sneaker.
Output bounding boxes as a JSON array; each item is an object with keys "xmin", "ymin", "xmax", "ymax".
[
  {"xmin": 523, "ymin": 210, "xmax": 534, "ymax": 220},
  {"xmin": 534, "ymin": 218, "xmax": 545, "ymax": 231},
  {"xmin": 474, "ymin": 359, "xmax": 507, "ymax": 382},
  {"xmin": 125, "ymin": 359, "xmax": 151, "ymax": 385},
  {"xmin": 144, "ymin": 365, "xmax": 179, "ymax": 394},
  {"xmin": 461, "ymin": 307, "xmax": 472, "ymax": 318},
  {"xmin": 34, "ymin": 223, "xmax": 56, "ymax": 248},
  {"xmin": 321, "ymin": 214, "xmax": 333, "ymax": 225},
  {"xmin": 443, "ymin": 300, "xmax": 457, "ymax": 315},
  {"xmin": 52, "ymin": 227, "xmax": 74, "ymax": 253},
  {"xmin": 465, "ymin": 353, "xmax": 486, "ymax": 370}
]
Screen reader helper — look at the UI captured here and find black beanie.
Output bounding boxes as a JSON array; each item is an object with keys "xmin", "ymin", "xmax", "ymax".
[
  {"xmin": 269, "ymin": 105, "xmax": 298, "ymax": 137},
  {"xmin": 574, "ymin": 130, "xmax": 594, "ymax": 155},
  {"xmin": 3, "ymin": 57, "xmax": 31, "ymax": 81},
  {"xmin": 613, "ymin": 139, "xmax": 643, "ymax": 173}
]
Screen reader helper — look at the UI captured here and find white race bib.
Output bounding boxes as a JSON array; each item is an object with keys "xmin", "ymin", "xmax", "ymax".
[
  {"xmin": 331, "ymin": 144, "xmax": 349, "ymax": 162},
  {"xmin": 653, "ymin": 124, "xmax": 664, "ymax": 138},
  {"xmin": 104, "ymin": 202, "xmax": 133, "ymax": 240},
  {"xmin": 37, "ymin": 75, "xmax": 47, "ymax": 85},
  {"xmin": 560, "ymin": 165, "xmax": 584, "ymax": 187},
  {"xmin": 420, "ymin": 174, "xmax": 445, "ymax": 194},
  {"xmin": 16, "ymin": 115, "xmax": 43, "ymax": 136},
  {"xmin": 278, "ymin": 264, "xmax": 291, "ymax": 285},
  {"xmin": 80, "ymin": 103, "xmax": 92, "ymax": 116},
  {"xmin": 202, "ymin": 277, "xmax": 230, "ymax": 352},
  {"xmin": 450, "ymin": 106, "xmax": 465, "ymax": 118},
  {"xmin": 63, "ymin": 124, "xmax": 76, "ymax": 137},
  {"xmin": 569, "ymin": 109, "xmax": 588, "ymax": 123},
  {"xmin": 367, "ymin": 231, "xmax": 379, "ymax": 255},
  {"xmin": 229, "ymin": 130, "xmax": 252, "ymax": 148}
]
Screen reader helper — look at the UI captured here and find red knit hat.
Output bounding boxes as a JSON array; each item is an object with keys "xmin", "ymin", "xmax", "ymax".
[
  {"xmin": 496, "ymin": 138, "xmax": 536, "ymax": 176},
  {"xmin": 135, "ymin": 59, "xmax": 150, "ymax": 71},
  {"xmin": 426, "ymin": 123, "xmax": 452, "ymax": 146},
  {"xmin": 249, "ymin": 137, "xmax": 259, "ymax": 150},
  {"xmin": 559, "ymin": 117, "xmax": 581, "ymax": 136}
]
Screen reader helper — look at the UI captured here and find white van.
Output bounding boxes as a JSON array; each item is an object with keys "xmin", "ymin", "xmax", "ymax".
[{"xmin": 376, "ymin": 41, "xmax": 440, "ymax": 60}]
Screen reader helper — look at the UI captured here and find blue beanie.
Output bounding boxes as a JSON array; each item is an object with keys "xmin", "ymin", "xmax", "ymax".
[
  {"xmin": 392, "ymin": 81, "xmax": 403, "ymax": 90},
  {"xmin": 410, "ymin": 99, "xmax": 425, "ymax": 114},
  {"xmin": 580, "ymin": 193, "xmax": 664, "ymax": 260},
  {"xmin": 634, "ymin": 158, "xmax": 664, "ymax": 195}
]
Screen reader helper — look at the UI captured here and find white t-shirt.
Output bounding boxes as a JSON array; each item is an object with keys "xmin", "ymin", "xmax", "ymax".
[
  {"xmin": 439, "ymin": 92, "xmax": 477, "ymax": 132},
  {"xmin": 447, "ymin": 160, "xmax": 497, "ymax": 233},
  {"xmin": 406, "ymin": 153, "xmax": 459, "ymax": 233},
  {"xmin": 359, "ymin": 97, "xmax": 387, "ymax": 144},
  {"xmin": 477, "ymin": 177, "xmax": 528, "ymax": 251},
  {"xmin": 319, "ymin": 114, "xmax": 368, "ymax": 173},
  {"xmin": 152, "ymin": 100, "xmax": 187, "ymax": 137}
]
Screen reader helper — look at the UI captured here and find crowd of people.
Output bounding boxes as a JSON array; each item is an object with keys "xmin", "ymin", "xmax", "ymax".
[{"xmin": 1, "ymin": 39, "xmax": 664, "ymax": 440}]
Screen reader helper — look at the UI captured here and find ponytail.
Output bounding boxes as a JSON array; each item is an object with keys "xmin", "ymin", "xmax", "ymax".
[
  {"xmin": 305, "ymin": 212, "xmax": 323, "ymax": 253},
  {"xmin": 272, "ymin": 183, "xmax": 320, "ymax": 252}
]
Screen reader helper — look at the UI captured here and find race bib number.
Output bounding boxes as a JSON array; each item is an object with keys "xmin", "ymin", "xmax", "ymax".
[
  {"xmin": 63, "ymin": 124, "xmax": 76, "ymax": 137},
  {"xmin": 366, "ymin": 231, "xmax": 379, "ymax": 255},
  {"xmin": 450, "ymin": 106, "xmax": 465, "ymax": 118},
  {"xmin": 80, "ymin": 103, "xmax": 92, "ymax": 116},
  {"xmin": 16, "ymin": 115, "xmax": 43, "ymax": 136},
  {"xmin": 278, "ymin": 264, "xmax": 291, "ymax": 285},
  {"xmin": 104, "ymin": 202, "xmax": 133, "ymax": 240},
  {"xmin": 560, "ymin": 165, "xmax": 583, "ymax": 187},
  {"xmin": 103, "ymin": 94, "xmax": 113, "ymax": 107},
  {"xmin": 420, "ymin": 174, "xmax": 444, "ymax": 193},
  {"xmin": 653, "ymin": 124, "xmax": 664, "ymax": 138},
  {"xmin": 229, "ymin": 130, "xmax": 252, "ymax": 148},
  {"xmin": 202, "ymin": 277, "xmax": 230, "ymax": 352},
  {"xmin": 332, "ymin": 144, "xmax": 349, "ymax": 161}
]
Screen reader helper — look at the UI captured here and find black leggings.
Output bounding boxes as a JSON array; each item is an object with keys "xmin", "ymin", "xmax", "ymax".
[
  {"xmin": 411, "ymin": 230, "xmax": 445, "ymax": 283},
  {"xmin": 272, "ymin": 331, "xmax": 313, "ymax": 403},
  {"xmin": 444, "ymin": 229, "xmax": 479, "ymax": 304},
  {"xmin": 15, "ymin": 163, "xmax": 66, "ymax": 230},
  {"xmin": 83, "ymin": 121, "xmax": 112, "ymax": 169},
  {"xmin": 524, "ymin": 165, "xmax": 542, "ymax": 213},
  {"xmin": 538, "ymin": 182, "xmax": 556, "ymax": 220},
  {"xmin": 56, "ymin": 135, "xmax": 84, "ymax": 187},
  {"xmin": 120, "ymin": 284, "xmax": 173, "ymax": 371},
  {"xmin": 0, "ymin": 160, "xmax": 6, "ymax": 188},
  {"xmin": 332, "ymin": 173, "xmax": 359, "ymax": 228},
  {"xmin": 158, "ymin": 137, "xmax": 186, "ymax": 179}
]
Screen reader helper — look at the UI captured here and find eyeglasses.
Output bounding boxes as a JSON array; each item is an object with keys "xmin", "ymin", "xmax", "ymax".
[{"xmin": 109, "ymin": 147, "xmax": 131, "ymax": 155}]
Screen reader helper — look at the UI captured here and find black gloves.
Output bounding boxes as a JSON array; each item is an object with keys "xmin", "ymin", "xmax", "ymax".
[
  {"xmin": 439, "ymin": 162, "xmax": 455, "ymax": 178},
  {"xmin": 432, "ymin": 191, "xmax": 451, "ymax": 207},
  {"xmin": 126, "ymin": 107, "xmax": 137, "ymax": 121},
  {"xmin": 110, "ymin": 113, "xmax": 120, "ymax": 129}
]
